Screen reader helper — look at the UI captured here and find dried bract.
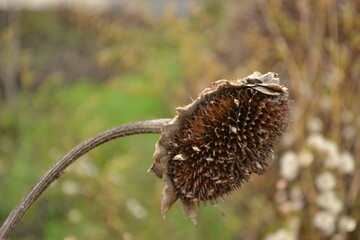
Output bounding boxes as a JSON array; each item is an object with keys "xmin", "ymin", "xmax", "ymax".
[{"xmin": 149, "ymin": 72, "xmax": 290, "ymax": 223}]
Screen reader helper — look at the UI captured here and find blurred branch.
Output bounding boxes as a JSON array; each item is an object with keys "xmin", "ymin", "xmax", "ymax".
[
  {"xmin": 255, "ymin": 0, "xmax": 302, "ymax": 95},
  {"xmin": 0, "ymin": 118, "xmax": 172, "ymax": 239},
  {"xmin": 0, "ymin": 10, "xmax": 20, "ymax": 107}
]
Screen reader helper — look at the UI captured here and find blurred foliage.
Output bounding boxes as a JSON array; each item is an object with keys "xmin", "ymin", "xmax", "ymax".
[{"xmin": 0, "ymin": 0, "xmax": 359, "ymax": 239}]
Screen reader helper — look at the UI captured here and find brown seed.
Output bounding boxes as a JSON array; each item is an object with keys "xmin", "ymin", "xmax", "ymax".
[{"xmin": 149, "ymin": 72, "xmax": 290, "ymax": 224}]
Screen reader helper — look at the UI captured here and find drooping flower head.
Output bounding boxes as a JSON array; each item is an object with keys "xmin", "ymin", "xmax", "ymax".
[{"xmin": 149, "ymin": 72, "xmax": 290, "ymax": 223}]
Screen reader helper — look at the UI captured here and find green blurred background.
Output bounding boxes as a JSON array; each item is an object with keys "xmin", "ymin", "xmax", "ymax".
[{"xmin": 0, "ymin": 0, "xmax": 359, "ymax": 239}]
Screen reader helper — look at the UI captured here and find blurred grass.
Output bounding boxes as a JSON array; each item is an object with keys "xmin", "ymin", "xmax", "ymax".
[{"xmin": 0, "ymin": 0, "xmax": 359, "ymax": 239}]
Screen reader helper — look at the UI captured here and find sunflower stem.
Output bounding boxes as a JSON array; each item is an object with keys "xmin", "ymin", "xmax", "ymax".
[{"xmin": 0, "ymin": 119, "xmax": 172, "ymax": 239}]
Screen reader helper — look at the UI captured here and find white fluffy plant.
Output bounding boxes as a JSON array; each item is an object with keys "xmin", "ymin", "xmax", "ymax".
[{"xmin": 265, "ymin": 118, "xmax": 357, "ymax": 239}]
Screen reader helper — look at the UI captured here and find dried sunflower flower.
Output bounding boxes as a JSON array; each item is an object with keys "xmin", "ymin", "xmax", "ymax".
[{"xmin": 148, "ymin": 72, "xmax": 290, "ymax": 224}]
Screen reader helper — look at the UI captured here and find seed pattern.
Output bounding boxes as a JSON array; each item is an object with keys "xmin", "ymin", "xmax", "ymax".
[{"xmin": 168, "ymin": 86, "xmax": 288, "ymax": 202}]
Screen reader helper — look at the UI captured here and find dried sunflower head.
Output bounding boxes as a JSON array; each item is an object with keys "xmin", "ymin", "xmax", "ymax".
[{"xmin": 149, "ymin": 72, "xmax": 290, "ymax": 224}]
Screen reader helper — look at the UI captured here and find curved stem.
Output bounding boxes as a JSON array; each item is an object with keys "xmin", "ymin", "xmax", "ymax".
[{"xmin": 0, "ymin": 119, "xmax": 172, "ymax": 239}]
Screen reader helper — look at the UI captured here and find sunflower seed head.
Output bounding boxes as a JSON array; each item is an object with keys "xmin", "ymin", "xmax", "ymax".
[{"xmin": 149, "ymin": 72, "xmax": 290, "ymax": 223}]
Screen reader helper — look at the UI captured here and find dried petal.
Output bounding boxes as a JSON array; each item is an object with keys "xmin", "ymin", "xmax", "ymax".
[
  {"xmin": 180, "ymin": 200, "xmax": 197, "ymax": 226},
  {"xmin": 161, "ymin": 174, "xmax": 178, "ymax": 217}
]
